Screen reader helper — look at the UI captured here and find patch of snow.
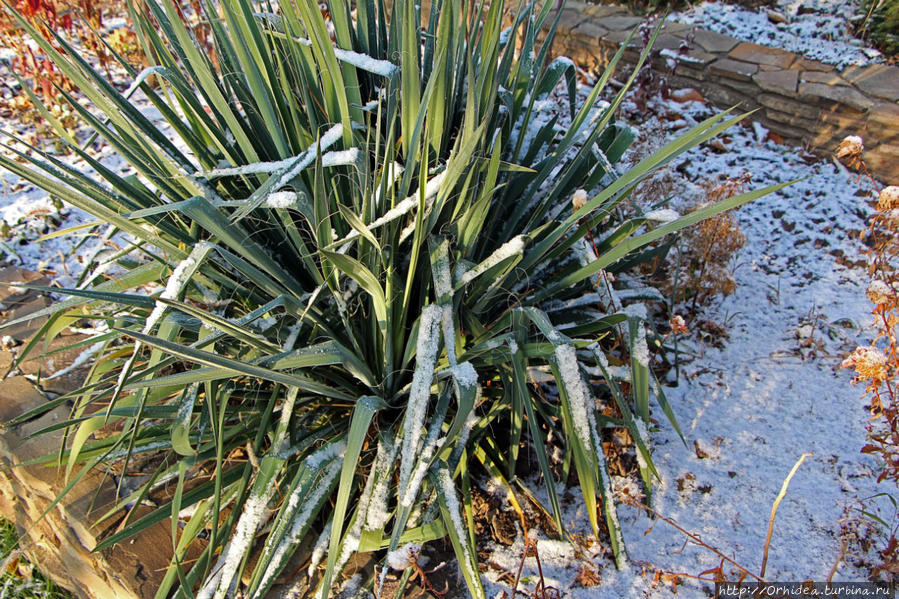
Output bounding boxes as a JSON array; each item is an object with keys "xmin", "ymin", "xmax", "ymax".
[
  {"xmin": 399, "ymin": 305, "xmax": 442, "ymax": 495},
  {"xmin": 456, "ymin": 235, "xmax": 525, "ymax": 287},
  {"xmin": 669, "ymin": 0, "xmax": 882, "ymax": 68},
  {"xmin": 643, "ymin": 208, "xmax": 680, "ymax": 223}
]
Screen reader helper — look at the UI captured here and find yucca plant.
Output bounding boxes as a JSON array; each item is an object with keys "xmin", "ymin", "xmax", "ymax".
[{"xmin": 0, "ymin": 0, "xmax": 788, "ymax": 595}]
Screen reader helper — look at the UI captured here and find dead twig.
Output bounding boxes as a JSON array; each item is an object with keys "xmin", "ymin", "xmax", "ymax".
[
  {"xmin": 760, "ymin": 452, "xmax": 813, "ymax": 579},
  {"xmin": 621, "ymin": 495, "xmax": 765, "ymax": 583}
]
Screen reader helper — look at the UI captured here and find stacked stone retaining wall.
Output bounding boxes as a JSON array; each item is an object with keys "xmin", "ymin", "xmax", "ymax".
[{"xmin": 551, "ymin": 2, "xmax": 898, "ymax": 183}]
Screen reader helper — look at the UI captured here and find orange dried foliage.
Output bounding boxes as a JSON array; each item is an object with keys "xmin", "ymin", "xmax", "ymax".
[{"xmin": 836, "ymin": 134, "xmax": 899, "ymax": 579}]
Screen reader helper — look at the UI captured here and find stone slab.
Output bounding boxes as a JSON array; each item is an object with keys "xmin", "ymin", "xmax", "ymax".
[
  {"xmin": 693, "ymin": 28, "xmax": 739, "ymax": 53},
  {"xmin": 600, "ymin": 15, "xmax": 644, "ymax": 31},
  {"xmin": 573, "ymin": 19, "xmax": 609, "ymax": 41},
  {"xmin": 543, "ymin": 2, "xmax": 897, "ymax": 204},
  {"xmin": 799, "ymin": 81, "xmax": 876, "ymax": 114},
  {"xmin": 556, "ymin": 8, "xmax": 586, "ymax": 33},
  {"xmin": 801, "ymin": 71, "xmax": 850, "ymax": 86},
  {"xmin": 0, "ymin": 374, "xmax": 173, "ymax": 599},
  {"xmin": 680, "ymin": 46, "xmax": 719, "ymax": 66},
  {"xmin": 869, "ymin": 101, "xmax": 899, "ymax": 129},
  {"xmin": 717, "ymin": 76, "xmax": 763, "ymax": 98},
  {"xmin": 699, "ymin": 82, "xmax": 758, "ymax": 110},
  {"xmin": 653, "ymin": 32, "xmax": 686, "ymax": 52},
  {"xmin": 758, "ymin": 92, "xmax": 822, "ymax": 121},
  {"xmin": 843, "ymin": 64, "xmax": 899, "ymax": 102},
  {"xmin": 659, "ymin": 21, "xmax": 693, "ymax": 37},
  {"xmin": 757, "ymin": 110, "xmax": 818, "ymax": 141},
  {"xmin": 603, "ymin": 28, "xmax": 643, "ymax": 47},
  {"xmin": 583, "ymin": 4, "xmax": 627, "ymax": 18},
  {"xmin": 709, "ymin": 57, "xmax": 759, "ymax": 81},
  {"xmin": 792, "ymin": 57, "xmax": 834, "ymax": 72},
  {"xmin": 728, "ymin": 41, "xmax": 796, "ymax": 68},
  {"xmin": 753, "ymin": 68, "xmax": 799, "ymax": 95}
]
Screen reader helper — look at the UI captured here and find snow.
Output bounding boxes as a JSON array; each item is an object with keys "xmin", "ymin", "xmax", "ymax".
[
  {"xmin": 270, "ymin": 124, "xmax": 343, "ymax": 192},
  {"xmin": 456, "ymin": 235, "xmax": 525, "ymax": 287},
  {"xmin": 336, "ymin": 171, "xmax": 446, "ymax": 246},
  {"xmin": 643, "ymin": 208, "xmax": 679, "ymax": 223},
  {"xmin": 450, "ymin": 361, "xmax": 478, "ymax": 390},
  {"xmin": 364, "ymin": 439, "xmax": 398, "ymax": 531},
  {"xmin": 331, "ymin": 48, "xmax": 398, "ymax": 78},
  {"xmin": 399, "ymin": 304, "xmax": 442, "ymax": 496},
  {"xmin": 259, "ymin": 460, "xmax": 342, "ymax": 591},
  {"xmin": 142, "ymin": 247, "xmax": 202, "ymax": 336},
  {"xmin": 264, "ymin": 192, "xmax": 301, "ymax": 209},
  {"xmin": 629, "ymin": 321, "xmax": 651, "ymax": 368},
  {"xmin": 306, "ymin": 441, "xmax": 347, "ymax": 469},
  {"xmin": 201, "ymin": 148, "xmax": 359, "ymax": 179},
  {"xmin": 386, "ymin": 543, "xmax": 421, "ymax": 570},
  {"xmin": 45, "ymin": 339, "xmax": 105, "ymax": 380},
  {"xmin": 436, "ymin": 466, "xmax": 482, "ymax": 598},
  {"xmin": 207, "ymin": 489, "xmax": 274, "ymax": 599},
  {"xmin": 307, "ymin": 521, "xmax": 332, "ymax": 577},
  {"xmin": 669, "ymin": 0, "xmax": 883, "ymax": 68}
]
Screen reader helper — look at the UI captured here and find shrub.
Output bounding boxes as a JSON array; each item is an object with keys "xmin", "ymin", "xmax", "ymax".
[
  {"xmin": 671, "ymin": 174, "xmax": 750, "ymax": 312},
  {"xmin": 0, "ymin": 0, "xmax": 784, "ymax": 595},
  {"xmin": 857, "ymin": 0, "xmax": 899, "ymax": 57}
]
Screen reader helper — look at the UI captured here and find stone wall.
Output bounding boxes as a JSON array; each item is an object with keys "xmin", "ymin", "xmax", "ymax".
[
  {"xmin": 551, "ymin": 2, "xmax": 898, "ymax": 184},
  {"xmin": 0, "ymin": 267, "xmax": 172, "ymax": 599}
]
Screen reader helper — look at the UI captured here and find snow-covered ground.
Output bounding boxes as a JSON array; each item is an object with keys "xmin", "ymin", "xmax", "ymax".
[{"xmin": 669, "ymin": 0, "xmax": 884, "ymax": 68}]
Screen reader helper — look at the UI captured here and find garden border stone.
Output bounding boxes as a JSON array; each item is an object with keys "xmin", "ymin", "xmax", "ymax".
[{"xmin": 0, "ymin": 266, "xmax": 173, "ymax": 599}]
